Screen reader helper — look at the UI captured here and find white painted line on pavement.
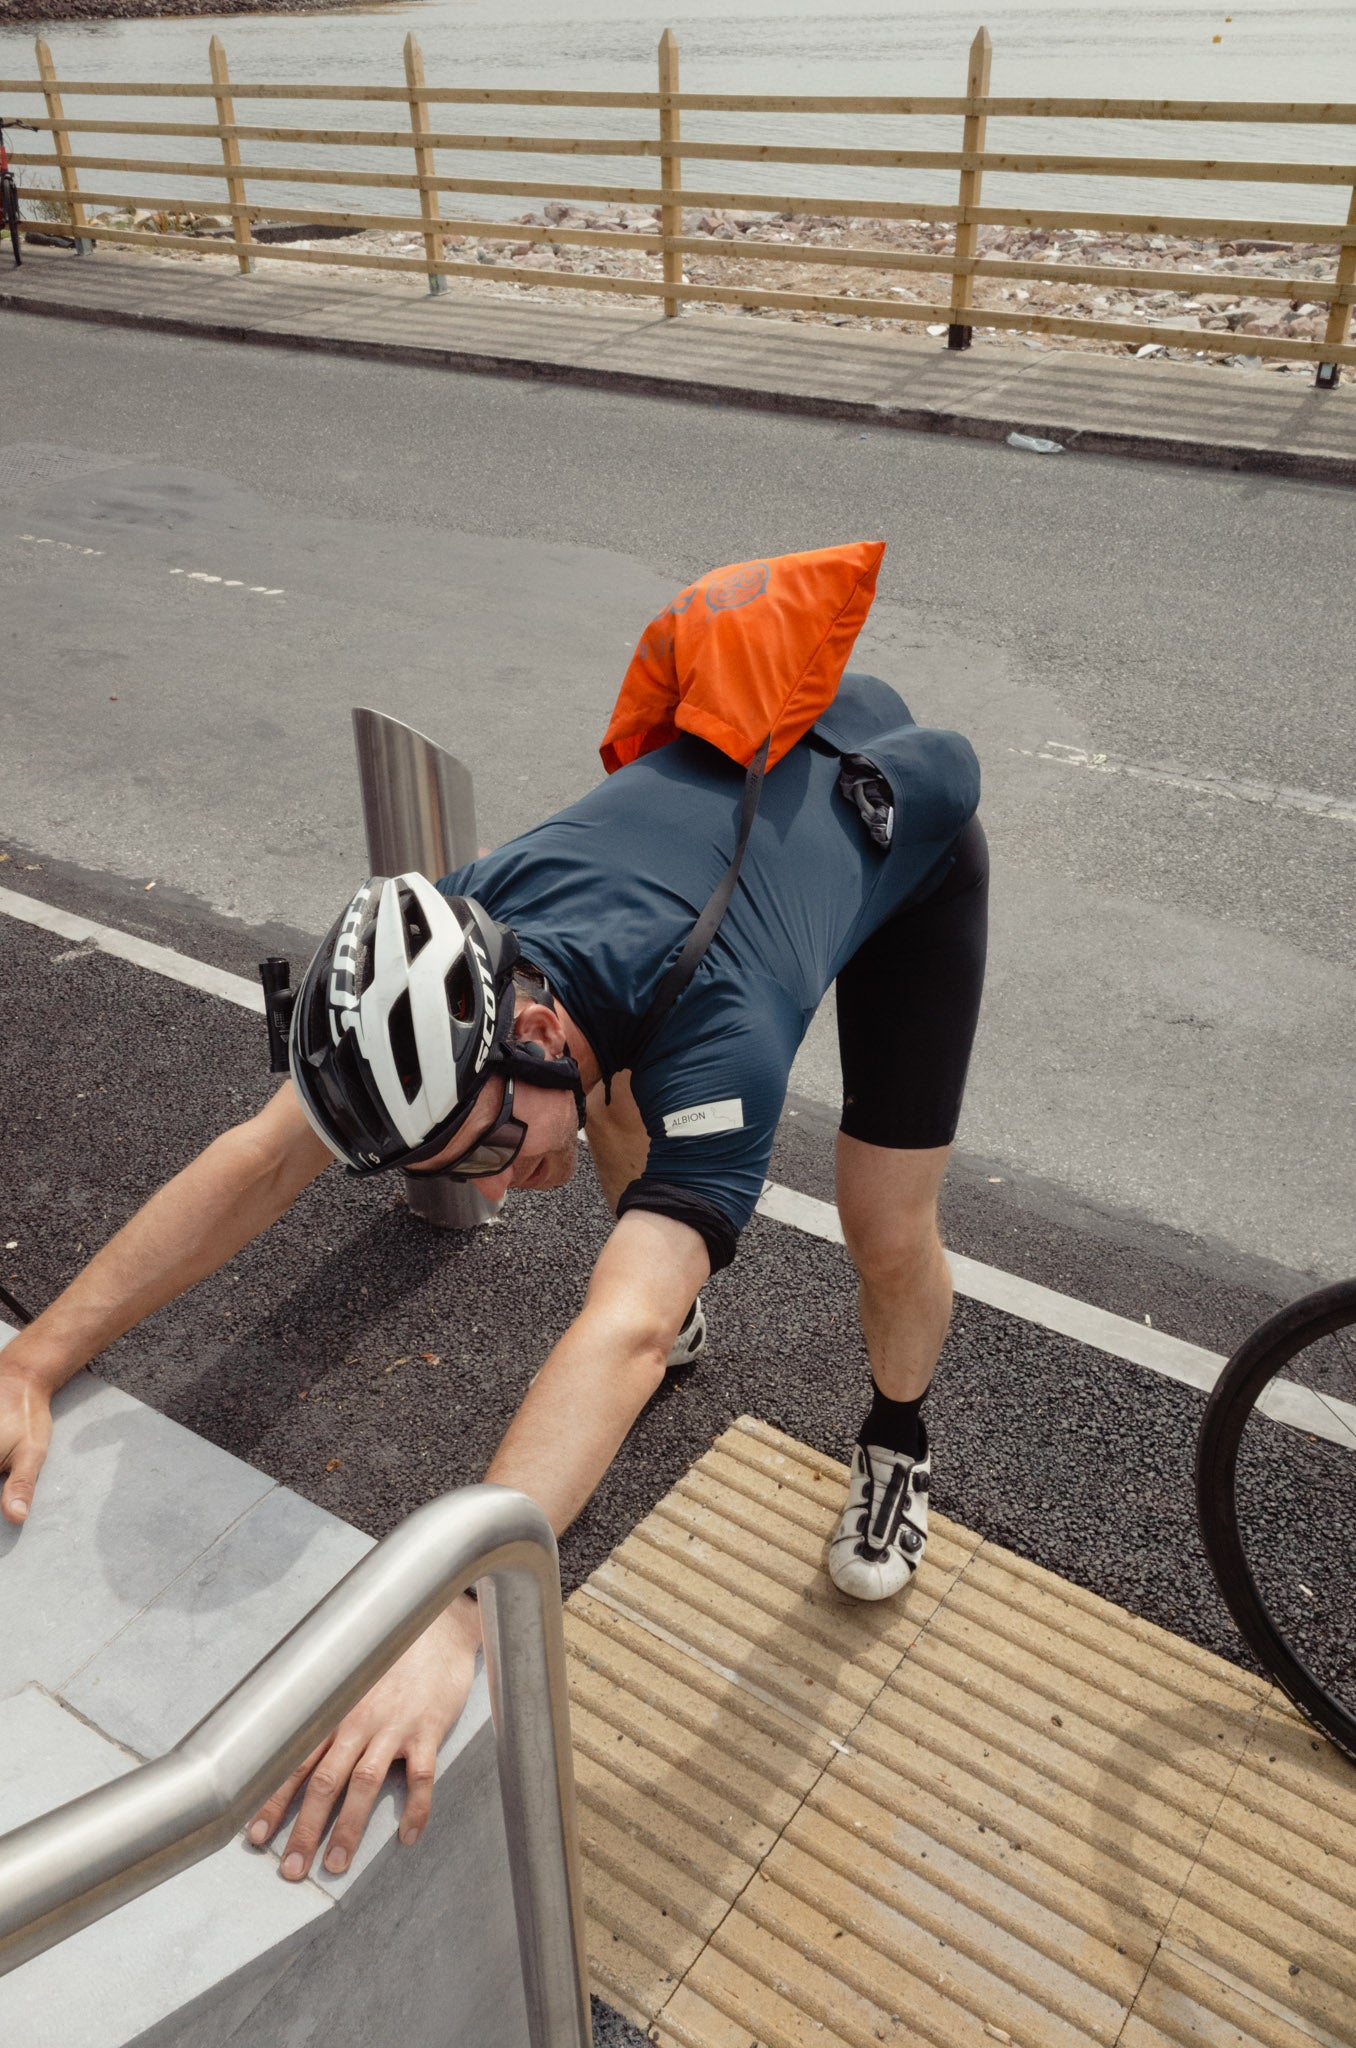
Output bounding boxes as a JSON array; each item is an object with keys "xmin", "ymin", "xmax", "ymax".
[
  {"xmin": 5, "ymin": 883, "xmax": 1353, "ymax": 1450},
  {"xmin": 168, "ymin": 568, "xmax": 285, "ymax": 595},
  {"xmin": 1023, "ymin": 740, "xmax": 1356, "ymax": 828},
  {"xmin": 0, "ymin": 884, "xmax": 264, "ymax": 1014},
  {"xmin": 755, "ymin": 1182, "xmax": 1356, "ymax": 1452},
  {"xmin": 18, "ymin": 535, "xmax": 104, "ymax": 557},
  {"xmin": 17, "ymin": 534, "xmax": 282, "ymax": 596}
]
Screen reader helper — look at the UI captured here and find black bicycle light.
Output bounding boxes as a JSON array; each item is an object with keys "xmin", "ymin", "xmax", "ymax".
[{"xmin": 259, "ymin": 957, "xmax": 297, "ymax": 1075}]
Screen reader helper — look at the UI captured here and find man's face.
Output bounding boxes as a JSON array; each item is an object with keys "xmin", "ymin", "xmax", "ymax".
[{"xmin": 407, "ymin": 1070, "xmax": 580, "ymax": 1201}]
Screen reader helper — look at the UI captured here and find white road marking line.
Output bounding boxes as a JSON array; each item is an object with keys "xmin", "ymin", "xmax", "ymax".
[
  {"xmin": 1022, "ymin": 740, "xmax": 1356, "ymax": 827},
  {"xmin": 20, "ymin": 536, "xmax": 281, "ymax": 594},
  {"xmin": 18, "ymin": 535, "xmax": 104, "ymax": 556},
  {"xmin": 0, "ymin": 885, "xmax": 263, "ymax": 1014},
  {"xmin": 168, "ymin": 568, "xmax": 284, "ymax": 595},
  {"xmin": 3, "ymin": 884, "xmax": 1352, "ymax": 1449},
  {"xmin": 756, "ymin": 1181, "xmax": 1356, "ymax": 1451}
]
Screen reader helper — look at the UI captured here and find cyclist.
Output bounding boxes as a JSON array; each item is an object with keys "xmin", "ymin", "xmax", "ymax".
[{"xmin": 0, "ymin": 545, "xmax": 986, "ymax": 1884}]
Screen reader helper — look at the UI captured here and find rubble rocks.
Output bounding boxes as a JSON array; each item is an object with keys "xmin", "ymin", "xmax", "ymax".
[
  {"xmin": 3, "ymin": 0, "xmax": 395, "ymax": 17},
  {"xmin": 105, "ymin": 198, "xmax": 1342, "ymax": 371}
]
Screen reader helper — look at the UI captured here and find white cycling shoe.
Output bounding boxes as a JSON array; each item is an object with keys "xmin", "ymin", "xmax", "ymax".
[
  {"xmin": 828, "ymin": 1424, "xmax": 930, "ymax": 1601},
  {"xmin": 666, "ymin": 1297, "xmax": 707, "ymax": 1371}
]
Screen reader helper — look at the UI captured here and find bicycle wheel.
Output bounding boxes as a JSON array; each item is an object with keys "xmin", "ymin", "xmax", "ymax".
[
  {"xmin": 2, "ymin": 175, "xmax": 20, "ymax": 266},
  {"xmin": 1196, "ymin": 1277, "xmax": 1356, "ymax": 1762}
]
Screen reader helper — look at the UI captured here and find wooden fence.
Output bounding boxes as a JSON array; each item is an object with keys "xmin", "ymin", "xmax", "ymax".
[{"xmin": 4, "ymin": 26, "xmax": 1355, "ymax": 380}]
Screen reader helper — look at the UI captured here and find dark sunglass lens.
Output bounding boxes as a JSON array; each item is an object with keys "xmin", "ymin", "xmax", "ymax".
[{"xmin": 450, "ymin": 1140, "xmax": 517, "ymax": 1177}]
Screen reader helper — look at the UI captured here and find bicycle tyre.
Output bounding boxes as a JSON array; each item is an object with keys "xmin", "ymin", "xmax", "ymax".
[
  {"xmin": 2, "ymin": 174, "xmax": 20, "ymax": 266},
  {"xmin": 1196, "ymin": 1276, "xmax": 1356, "ymax": 1763}
]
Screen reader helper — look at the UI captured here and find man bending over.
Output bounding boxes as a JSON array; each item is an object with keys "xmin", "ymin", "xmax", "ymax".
[{"xmin": 0, "ymin": 549, "xmax": 986, "ymax": 1886}]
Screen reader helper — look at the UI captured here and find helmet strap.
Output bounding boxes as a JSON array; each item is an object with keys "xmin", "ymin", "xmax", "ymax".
[{"xmin": 496, "ymin": 1038, "xmax": 588, "ymax": 1129}]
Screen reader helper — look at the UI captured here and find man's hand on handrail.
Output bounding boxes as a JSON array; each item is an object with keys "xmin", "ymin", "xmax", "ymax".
[
  {"xmin": 246, "ymin": 1594, "xmax": 484, "ymax": 1880},
  {"xmin": 247, "ymin": 1207, "xmax": 708, "ymax": 1878}
]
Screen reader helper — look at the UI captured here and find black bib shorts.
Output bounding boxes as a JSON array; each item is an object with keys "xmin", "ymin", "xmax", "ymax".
[{"xmin": 836, "ymin": 815, "xmax": 989, "ymax": 1152}]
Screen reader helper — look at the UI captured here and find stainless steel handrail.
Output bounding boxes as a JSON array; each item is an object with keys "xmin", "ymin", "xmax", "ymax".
[{"xmin": 0, "ymin": 1484, "xmax": 593, "ymax": 2048}]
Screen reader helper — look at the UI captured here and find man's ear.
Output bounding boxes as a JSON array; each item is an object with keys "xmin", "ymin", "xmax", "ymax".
[{"xmin": 511, "ymin": 999, "xmax": 568, "ymax": 1059}]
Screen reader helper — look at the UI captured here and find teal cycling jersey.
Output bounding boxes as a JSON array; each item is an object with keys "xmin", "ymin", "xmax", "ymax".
[{"xmin": 435, "ymin": 673, "xmax": 979, "ymax": 1264}]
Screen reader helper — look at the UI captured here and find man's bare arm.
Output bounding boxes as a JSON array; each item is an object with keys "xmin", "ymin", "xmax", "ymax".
[
  {"xmin": 485, "ymin": 1204, "xmax": 709, "ymax": 1529},
  {"xmin": 248, "ymin": 1205, "xmax": 711, "ymax": 1881},
  {"xmin": 0, "ymin": 1083, "xmax": 332, "ymax": 1519}
]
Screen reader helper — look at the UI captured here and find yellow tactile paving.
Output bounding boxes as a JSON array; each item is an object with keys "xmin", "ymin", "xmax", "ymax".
[{"xmin": 566, "ymin": 1416, "xmax": 1356, "ymax": 2048}]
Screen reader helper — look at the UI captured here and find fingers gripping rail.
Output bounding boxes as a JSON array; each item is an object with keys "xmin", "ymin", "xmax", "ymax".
[{"xmin": 0, "ymin": 1485, "xmax": 593, "ymax": 2048}]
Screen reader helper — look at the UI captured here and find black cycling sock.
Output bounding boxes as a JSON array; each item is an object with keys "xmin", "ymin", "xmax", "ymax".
[
  {"xmin": 676, "ymin": 1299, "xmax": 699, "ymax": 1337},
  {"xmin": 859, "ymin": 1384, "xmax": 928, "ymax": 1461}
]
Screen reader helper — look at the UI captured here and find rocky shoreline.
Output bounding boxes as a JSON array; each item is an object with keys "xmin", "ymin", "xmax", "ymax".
[
  {"xmin": 1, "ymin": 0, "xmax": 395, "ymax": 19},
  {"xmin": 59, "ymin": 202, "xmax": 1342, "ymax": 371}
]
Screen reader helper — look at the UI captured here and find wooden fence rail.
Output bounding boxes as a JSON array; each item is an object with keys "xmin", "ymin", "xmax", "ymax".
[{"xmin": 5, "ymin": 25, "xmax": 1355, "ymax": 381}]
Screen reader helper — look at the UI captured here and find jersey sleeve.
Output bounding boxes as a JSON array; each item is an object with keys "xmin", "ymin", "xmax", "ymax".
[{"xmin": 623, "ymin": 971, "xmax": 805, "ymax": 1266}]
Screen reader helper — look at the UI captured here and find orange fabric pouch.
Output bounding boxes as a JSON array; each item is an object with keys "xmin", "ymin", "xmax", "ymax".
[
  {"xmin": 600, "ymin": 540, "xmax": 886, "ymax": 775},
  {"xmin": 599, "ymin": 542, "xmax": 886, "ymax": 1065}
]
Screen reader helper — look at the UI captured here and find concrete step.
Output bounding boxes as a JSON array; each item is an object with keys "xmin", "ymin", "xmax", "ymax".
[{"xmin": 0, "ymin": 1325, "xmax": 530, "ymax": 2048}]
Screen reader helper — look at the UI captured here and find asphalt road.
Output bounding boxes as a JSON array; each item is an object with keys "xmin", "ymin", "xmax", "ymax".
[
  {"xmin": 3, "ymin": 298, "xmax": 1355, "ymax": 2036},
  {"xmin": 3, "ymin": 313, "xmax": 1352, "ymax": 1282}
]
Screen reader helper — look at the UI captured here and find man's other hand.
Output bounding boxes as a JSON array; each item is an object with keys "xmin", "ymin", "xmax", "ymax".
[
  {"xmin": 0, "ymin": 1357, "xmax": 53, "ymax": 1524},
  {"xmin": 246, "ymin": 1597, "xmax": 481, "ymax": 1879}
]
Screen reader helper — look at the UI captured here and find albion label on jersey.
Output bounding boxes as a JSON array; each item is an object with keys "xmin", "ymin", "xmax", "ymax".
[{"xmin": 662, "ymin": 1098, "xmax": 745, "ymax": 1139}]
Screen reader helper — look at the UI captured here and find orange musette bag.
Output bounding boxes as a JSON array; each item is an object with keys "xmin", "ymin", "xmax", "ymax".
[
  {"xmin": 599, "ymin": 542, "xmax": 885, "ymax": 1052},
  {"xmin": 601, "ymin": 541, "xmax": 884, "ymax": 774}
]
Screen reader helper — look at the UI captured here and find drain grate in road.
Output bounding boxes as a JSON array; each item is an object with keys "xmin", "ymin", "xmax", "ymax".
[{"xmin": 0, "ymin": 443, "xmax": 138, "ymax": 489}]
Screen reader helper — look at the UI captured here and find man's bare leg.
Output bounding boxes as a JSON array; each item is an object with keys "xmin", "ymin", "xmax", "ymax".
[
  {"xmin": 829, "ymin": 1135, "xmax": 952, "ymax": 1599},
  {"xmin": 834, "ymin": 1135, "xmax": 953, "ymax": 1399}
]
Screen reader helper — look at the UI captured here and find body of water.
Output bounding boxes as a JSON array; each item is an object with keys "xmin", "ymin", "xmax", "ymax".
[{"xmin": 3, "ymin": 1, "xmax": 1353, "ymax": 231}]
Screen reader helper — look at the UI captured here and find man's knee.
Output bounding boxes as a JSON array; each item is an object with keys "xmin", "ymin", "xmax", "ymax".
[
  {"xmin": 836, "ymin": 1134, "xmax": 950, "ymax": 1285},
  {"xmin": 849, "ymin": 1206, "xmax": 944, "ymax": 1291}
]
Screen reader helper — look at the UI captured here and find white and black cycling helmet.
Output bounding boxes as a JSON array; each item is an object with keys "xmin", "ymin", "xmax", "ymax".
[{"xmin": 289, "ymin": 873, "xmax": 582, "ymax": 1176}]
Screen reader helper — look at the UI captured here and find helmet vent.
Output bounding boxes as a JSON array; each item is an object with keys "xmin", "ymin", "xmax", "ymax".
[
  {"xmin": 387, "ymin": 989, "xmax": 423, "ymax": 1105},
  {"xmin": 445, "ymin": 958, "xmax": 476, "ymax": 1026},
  {"xmin": 398, "ymin": 884, "xmax": 432, "ymax": 961}
]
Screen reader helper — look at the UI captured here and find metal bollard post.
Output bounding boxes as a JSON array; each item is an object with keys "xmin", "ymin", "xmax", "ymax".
[{"xmin": 353, "ymin": 707, "xmax": 502, "ymax": 1231}]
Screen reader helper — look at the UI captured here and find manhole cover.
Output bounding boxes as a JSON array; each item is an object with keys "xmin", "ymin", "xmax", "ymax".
[{"xmin": 0, "ymin": 443, "xmax": 138, "ymax": 488}]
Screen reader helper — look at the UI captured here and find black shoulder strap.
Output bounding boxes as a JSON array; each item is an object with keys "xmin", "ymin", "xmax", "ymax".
[{"xmin": 631, "ymin": 733, "xmax": 771, "ymax": 1063}]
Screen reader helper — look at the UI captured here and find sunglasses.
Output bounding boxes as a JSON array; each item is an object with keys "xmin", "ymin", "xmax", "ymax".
[{"xmin": 422, "ymin": 1075, "xmax": 529, "ymax": 1182}]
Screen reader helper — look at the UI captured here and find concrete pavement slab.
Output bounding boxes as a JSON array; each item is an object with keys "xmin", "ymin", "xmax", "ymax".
[
  {"xmin": 0, "ymin": 1684, "xmax": 331, "ymax": 2048},
  {"xmin": 0, "ymin": 1370, "xmax": 276, "ymax": 1707},
  {"xmin": 4, "ymin": 246, "xmax": 1355, "ymax": 484},
  {"xmin": 0, "ymin": 1328, "xmax": 541, "ymax": 2048},
  {"xmin": 60, "ymin": 1484, "xmax": 374, "ymax": 1758}
]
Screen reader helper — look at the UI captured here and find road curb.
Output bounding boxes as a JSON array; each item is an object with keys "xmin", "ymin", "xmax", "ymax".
[{"xmin": 4, "ymin": 283, "xmax": 1354, "ymax": 487}]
